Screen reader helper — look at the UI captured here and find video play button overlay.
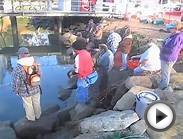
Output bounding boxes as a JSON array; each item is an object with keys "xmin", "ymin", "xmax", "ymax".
[
  {"xmin": 144, "ymin": 101, "xmax": 176, "ymax": 132},
  {"xmin": 156, "ymin": 109, "xmax": 167, "ymax": 124}
]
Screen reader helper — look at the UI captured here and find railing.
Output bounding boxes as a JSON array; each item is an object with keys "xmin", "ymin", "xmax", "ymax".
[{"xmin": 0, "ymin": 0, "xmax": 122, "ymax": 17}]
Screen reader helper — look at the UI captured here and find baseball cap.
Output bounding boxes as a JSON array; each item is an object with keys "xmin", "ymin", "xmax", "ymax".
[{"xmin": 17, "ymin": 47, "xmax": 29, "ymax": 55}]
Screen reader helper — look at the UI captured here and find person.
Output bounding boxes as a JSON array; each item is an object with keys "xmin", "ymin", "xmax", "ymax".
[
  {"xmin": 159, "ymin": 22, "xmax": 183, "ymax": 90},
  {"xmin": 113, "ymin": 34, "xmax": 133, "ymax": 70},
  {"xmin": 85, "ymin": 19, "xmax": 96, "ymax": 41},
  {"xmin": 96, "ymin": 44, "xmax": 114, "ymax": 92},
  {"xmin": 70, "ymin": 37, "xmax": 98, "ymax": 104},
  {"xmin": 131, "ymin": 42, "xmax": 161, "ymax": 75},
  {"xmin": 94, "ymin": 24, "xmax": 103, "ymax": 48},
  {"xmin": 106, "ymin": 31, "xmax": 121, "ymax": 54},
  {"xmin": 12, "ymin": 47, "xmax": 42, "ymax": 121},
  {"xmin": 97, "ymin": 44, "xmax": 114, "ymax": 72}
]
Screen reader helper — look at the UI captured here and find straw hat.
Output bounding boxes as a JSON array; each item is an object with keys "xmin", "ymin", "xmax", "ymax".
[{"xmin": 177, "ymin": 22, "xmax": 183, "ymax": 31}]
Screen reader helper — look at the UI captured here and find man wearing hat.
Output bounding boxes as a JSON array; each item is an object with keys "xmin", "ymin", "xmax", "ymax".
[
  {"xmin": 70, "ymin": 37, "xmax": 98, "ymax": 104},
  {"xmin": 12, "ymin": 47, "xmax": 42, "ymax": 121},
  {"xmin": 159, "ymin": 22, "xmax": 183, "ymax": 90}
]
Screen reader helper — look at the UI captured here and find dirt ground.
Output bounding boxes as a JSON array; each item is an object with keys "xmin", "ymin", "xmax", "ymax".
[{"xmin": 103, "ymin": 18, "xmax": 169, "ymax": 40}]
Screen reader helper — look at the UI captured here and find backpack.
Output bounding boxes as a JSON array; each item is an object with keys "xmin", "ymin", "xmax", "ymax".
[{"xmin": 23, "ymin": 62, "xmax": 41, "ymax": 87}]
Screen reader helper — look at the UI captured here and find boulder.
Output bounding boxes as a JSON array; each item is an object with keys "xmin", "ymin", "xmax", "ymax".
[
  {"xmin": 57, "ymin": 109, "xmax": 71, "ymax": 125},
  {"xmin": 58, "ymin": 88, "xmax": 73, "ymax": 101},
  {"xmin": 170, "ymin": 73, "xmax": 183, "ymax": 90},
  {"xmin": 14, "ymin": 108, "xmax": 60, "ymax": 138},
  {"xmin": 74, "ymin": 132, "xmax": 116, "ymax": 139},
  {"xmin": 80, "ymin": 110, "xmax": 139, "ymax": 133},
  {"xmin": 0, "ymin": 126, "xmax": 16, "ymax": 139},
  {"xmin": 69, "ymin": 104, "xmax": 95, "ymax": 121},
  {"xmin": 154, "ymin": 88, "xmax": 176, "ymax": 104},
  {"xmin": 125, "ymin": 76, "xmax": 153, "ymax": 89},
  {"xmin": 110, "ymin": 81, "xmax": 129, "ymax": 107},
  {"xmin": 42, "ymin": 104, "xmax": 60, "ymax": 116},
  {"xmin": 113, "ymin": 86, "xmax": 152, "ymax": 111},
  {"xmin": 130, "ymin": 120, "xmax": 147, "ymax": 135},
  {"xmin": 0, "ymin": 121, "xmax": 12, "ymax": 127},
  {"xmin": 42, "ymin": 126, "xmax": 77, "ymax": 139}
]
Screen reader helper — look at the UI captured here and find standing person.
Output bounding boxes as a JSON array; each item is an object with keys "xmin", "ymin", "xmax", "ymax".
[
  {"xmin": 12, "ymin": 47, "xmax": 42, "ymax": 121},
  {"xmin": 94, "ymin": 24, "xmax": 103, "ymax": 48},
  {"xmin": 106, "ymin": 31, "xmax": 121, "ymax": 54},
  {"xmin": 97, "ymin": 44, "xmax": 114, "ymax": 92},
  {"xmin": 113, "ymin": 34, "xmax": 133, "ymax": 70},
  {"xmin": 159, "ymin": 22, "xmax": 183, "ymax": 90},
  {"xmin": 70, "ymin": 37, "xmax": 98, "ymax": 104},
  {"xmin": 85, "ymin": 19, "xmax": 96, "ymax": 41}
]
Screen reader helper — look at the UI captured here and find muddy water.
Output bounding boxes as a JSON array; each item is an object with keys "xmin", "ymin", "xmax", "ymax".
[{"xmin": 0, "ymin": 54, "xmax": 73, "ymax": 122}]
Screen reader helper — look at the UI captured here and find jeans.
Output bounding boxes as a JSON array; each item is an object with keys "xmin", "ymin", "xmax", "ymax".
[
  {"xmin": 134, "ymin": 66, "xmax": 144, "ymax": 75},
  {"xmin": 159, "ymin": 60, "xmax": 175, "ymax": 89},
  {"xmin": 76, "ymin": 86, "xmax": 89, "ymax": 104},
  {"xmin": 22, "ymin": 93, "xmax": 41, "ymax": 121}
]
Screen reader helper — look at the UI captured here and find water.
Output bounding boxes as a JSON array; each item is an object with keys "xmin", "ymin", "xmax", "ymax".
[{"xmin": 0, "ymin": 54, "xmax": 73, "ymax": 122}]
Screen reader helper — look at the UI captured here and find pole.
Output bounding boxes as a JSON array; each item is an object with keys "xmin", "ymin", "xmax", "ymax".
[
  {"xmin": 58, "ymin": 16, "xmax": 63, "ymax": 34},
  {"xmin": 10, "ymin": 16, "xmax": 19, "ymax": 48}
]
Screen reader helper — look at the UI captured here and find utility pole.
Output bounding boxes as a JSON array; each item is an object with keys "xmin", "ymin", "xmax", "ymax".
[{"xmin": 10, "ymin": 16, "xmax": 19, "ymax": 48}]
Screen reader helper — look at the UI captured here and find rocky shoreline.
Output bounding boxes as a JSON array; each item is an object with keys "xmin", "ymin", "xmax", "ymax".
[{"xmin": 1, "ymin": 68, "xmax": 183, "ymax": 139}]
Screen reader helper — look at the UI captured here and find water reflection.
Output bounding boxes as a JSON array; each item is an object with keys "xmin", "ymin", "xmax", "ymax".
[
  {"xmin": 0, "ymin": 54, "xmax": 73, "ymax": 122},
  {"xmin": 0, "ymin": 55, "xmax": 8, "ymax": 84}
]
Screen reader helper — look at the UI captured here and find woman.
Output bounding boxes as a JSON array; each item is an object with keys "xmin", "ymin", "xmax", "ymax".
[{"xmin": 159, "ymin": 22, "xmax": 183, "ymax": 90}]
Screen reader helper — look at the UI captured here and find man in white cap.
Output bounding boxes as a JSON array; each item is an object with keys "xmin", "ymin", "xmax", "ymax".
[{"xmin": 12, "ymin": 47, "xmax": 42, "ymax": 121}]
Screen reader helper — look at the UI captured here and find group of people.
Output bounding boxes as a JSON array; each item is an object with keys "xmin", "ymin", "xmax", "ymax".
[{"xmin": 12, "ymin": 20, "xmax": 183, "ymax": 122}]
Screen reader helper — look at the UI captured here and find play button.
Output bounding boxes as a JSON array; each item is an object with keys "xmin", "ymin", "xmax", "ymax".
[
  {"xmin": 144, "ymin": 101, "xmax": 176, "ymax": 132},
  {"xmin": 156, "ymin": 109, "xmax": 167, "ymax": 124}
]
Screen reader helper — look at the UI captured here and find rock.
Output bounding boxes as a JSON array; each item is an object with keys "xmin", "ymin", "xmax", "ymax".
[
  {"xmin": 0, "ymin": 126, "xmax": 16, "ymax": 139},
  {"xmin": 69, "ymin": 104, "xmax": 95, "ymax": 121},
  {"xmin": 154, "ymin": 88, "xmax": 176, "ymax": 104},
  {"xmin": 110, "ymin": 81, "xmax": 129, "ymax": 107},
  {"xmin": 42, "ymin": 104, "xmax": 60, "ymax": 116},
  {"xmin": 42, "ymin": 127, "xmax": 75, "ymax": 139},
  {"xmin": 114, "ymin": 86, "xmax": 152, "ymax": 111},
  {"xmin": 149, "ymin": 73, "xmax": 161, "ymax": 88},
  {"xmin": 170, "ymin": 73, "xmax": 183, "ymax": 90},
  {"xmin": 68, "ymin": 77, "xmax": 77, "ymax": 89},
  {"xmin": 58, "ymin": 88, "xmax": 73, "ymax": 101},
  {"xmin": 130, "ymin": 120, "xmax": 147, "ymax": 135},
  {"xmin": 57, "ymin": 109, "xmax": 71, "ymax": 125},
  {"xmin": 0, "ymin": 121, "xmax": 12, "ymax": 127},
  {"xmin": 80, "ymin": 110, "xmax": 139, "ymax": 133},
  {"xmin": 74, "ymin": 132, "xmax": 116, "ymax": 139},
  {"xmin": 125, "ymin": 76, "xmax": 153, "ymax": 89},
  {"xmin": 93, "ymin": 108, "xmax": 106, "ymax": 115},
  {"xmin": 14, "ymin": 109, "xmax": 60, "ymax": 138}
]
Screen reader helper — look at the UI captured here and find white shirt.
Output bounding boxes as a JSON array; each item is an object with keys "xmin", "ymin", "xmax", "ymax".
[
  {"xmin": 108, "ymin": 49, "xmax": 114, "ymax": 71},
  {"xmin": 140, "ymin": 44, "xmax": 161, "ymax": 71}
]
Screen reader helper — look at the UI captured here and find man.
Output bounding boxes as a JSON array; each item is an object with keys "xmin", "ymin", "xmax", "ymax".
[
  {"xmin": 159, "ymin": 22, "xmax": 183, "ymax": 90},
  {"xmin": 113, "ymin": 34, "xmax": 133, "ymax": 70},
  {"xmin": 131, "ymin": 42, "xmax": 161, "ymax": 75},
  {"xmin": 12, "ymin": 47, "xmax": 42, "ymax": 121},
  {"xmin": 97, "ymin": 44, "xmax": 114, "ymax": 92},
  {"xmin": 70, "ymin": 37, "xmax": 98, "ymax": 104}
]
